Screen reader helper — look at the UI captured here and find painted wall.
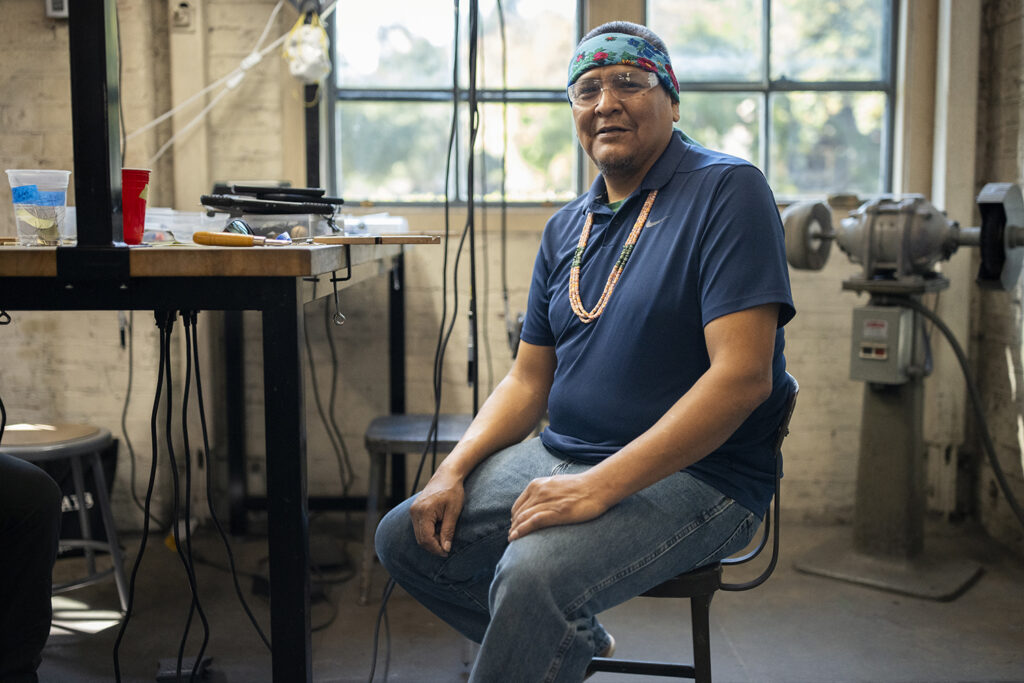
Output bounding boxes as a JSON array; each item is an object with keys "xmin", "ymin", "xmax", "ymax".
[{"xmin": 973, "ymin": 0, "xmax": 1024, "ymax": 553}]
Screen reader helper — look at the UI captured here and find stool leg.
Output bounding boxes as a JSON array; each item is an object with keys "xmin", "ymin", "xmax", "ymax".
[
  {"xmin": 69, "ymin": 456, "xmax": 97, "ymax": 576},
  {"xmin": 690, "ymin": 592, "xmax": 714, "ymax": 683},
  {"xmin": 360, "ymin": 450, "xmax": 387, "ymax": 605},
  {"xmin": 89, "ymin": 452, "xmax": 129, "ymax": 613}
]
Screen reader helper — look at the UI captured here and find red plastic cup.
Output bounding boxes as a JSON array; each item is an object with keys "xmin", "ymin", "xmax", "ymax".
[{"xmin": 121, "ymin": 168, "xmax": 151, "ymax": 245}]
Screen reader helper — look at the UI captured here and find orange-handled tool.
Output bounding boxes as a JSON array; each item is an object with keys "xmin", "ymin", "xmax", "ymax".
[{"xmin": 193, "ymin": 231, "xmax": 291, "ymax": 247}]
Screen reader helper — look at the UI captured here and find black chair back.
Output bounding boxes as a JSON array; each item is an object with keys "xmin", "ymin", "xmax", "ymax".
[{"xmin": 722, "ymin": 372, "xmax": 799, "ymax": 591}]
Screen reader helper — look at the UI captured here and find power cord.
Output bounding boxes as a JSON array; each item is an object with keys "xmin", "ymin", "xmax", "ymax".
[
  {"xmin": 185, "ymin": 311, "xmax": 271, "ymax": 650},
  {"xmin": 323, "ymin": 300, "xmax": 358, "ymax": 550},
  {"xmin": 368, "ymin": 1, "xmax": 491, "ymax": 680},
  {"xmin": 113, "ymin": 310, "xmax": 174, "ymax": 682},
  {"xmin": 173, "ymin": 311, "xmax": 211, "ymax": 680},
  {"xmin": 324, "ymin": 299, "xmax": 356, "ymax": 497},
  {"xmin": 303, "ymin": 288, "xmax": 355, "ymax": 498},
  {"xmin": 495, "ymin": 0, "xmax": 521, "ymax": 362},
  {"xmin": 876, "ymin": 295, "xmax": 1024, "ymax": 530},
  {"xmin": 120, "ymin": 310, "xmax": 168, "ymax": 530},
  {"xmin": 367, "ymin": 579, "xmax": 396, "ymax": 682}
]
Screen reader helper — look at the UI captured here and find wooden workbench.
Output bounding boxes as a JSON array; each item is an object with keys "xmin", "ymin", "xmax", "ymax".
[
  {"xmin": 0, "ymin": 235, "xmax": 438, "ymax": 682},
  {"xmin": 0, "ymin": 235, "xmax": 438, "ymax": 277}
]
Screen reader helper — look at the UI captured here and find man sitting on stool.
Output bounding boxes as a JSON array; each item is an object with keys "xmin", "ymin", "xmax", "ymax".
[{"xmin": 375, "ymin": 20, "xmax": 795, "ymax": 682}]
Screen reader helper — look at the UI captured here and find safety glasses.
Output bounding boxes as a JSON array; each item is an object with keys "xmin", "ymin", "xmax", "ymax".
[{"xmin": 567, "ymin": 71, "xmax": 659, "ymax": 107}]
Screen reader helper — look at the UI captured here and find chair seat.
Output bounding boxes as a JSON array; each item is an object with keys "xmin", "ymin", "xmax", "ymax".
[
  {"xmin": 360, "ymin": 413, "xmax": 473, "ymax": 605},
  {"xmin": 641, "ymin": 563, "xmax": 722, "ymax": 599},
  {"xmin": 0, "ymin": 423, "xmax": 107, "ymax": 459},
  {"xmin": 364, "ymin": 413, "xmax": 474, "ymax": 454}
]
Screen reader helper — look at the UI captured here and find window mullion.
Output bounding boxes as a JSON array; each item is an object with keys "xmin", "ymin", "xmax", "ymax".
[{"xmin": 883, "ymin": 0, "xmax": 899, "ymax": 192}]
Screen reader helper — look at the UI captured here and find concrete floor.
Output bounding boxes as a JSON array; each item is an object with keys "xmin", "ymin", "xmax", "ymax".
[{"xmin": 36, "ymin": 515, "xmax": 1024, "ymax": 683}]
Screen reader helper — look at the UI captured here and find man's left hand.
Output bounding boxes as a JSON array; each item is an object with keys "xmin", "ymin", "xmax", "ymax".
[{"xmin": 508, "ymin": 472, "xmax": 610, "ymax": 541}]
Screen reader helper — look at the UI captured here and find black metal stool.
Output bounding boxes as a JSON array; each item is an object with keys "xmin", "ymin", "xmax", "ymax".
[
  {"xmin": 0, "ymin": 423, "xmax": 129, "ymax": 612},
  {"xmin": 587, "ymin": 374, "xmax": 799, "ymax": 682},
  {"xmin": 361, "ymin": 413, "xmax": 473, "ymax": 604}
]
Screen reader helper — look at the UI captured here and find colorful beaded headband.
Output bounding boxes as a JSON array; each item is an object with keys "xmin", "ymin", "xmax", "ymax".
[{"xmin": 568, "ymin": 33, "xmax": 680, "ymax": 102}]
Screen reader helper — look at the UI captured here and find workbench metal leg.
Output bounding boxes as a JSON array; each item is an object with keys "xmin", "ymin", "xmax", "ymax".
[
  {"xmin": 388, "ymin": 253, "xmax": 407, "ymax": 503},
  {"xmin": 262, "ymin": 281, "xmax": 312, "ymax": 682}
]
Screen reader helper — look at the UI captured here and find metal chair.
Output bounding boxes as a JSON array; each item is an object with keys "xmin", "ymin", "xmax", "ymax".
[
  {"xmin": 586, "ymin": 373, "xmax": 799, "ymax": 682},
  {"xmin": 0, "ymin": 423, "xmax": 129, "ymax": 612},
  {"xmin": 360, "ymin": 412, "xmax": 473, "ymax": 604}
]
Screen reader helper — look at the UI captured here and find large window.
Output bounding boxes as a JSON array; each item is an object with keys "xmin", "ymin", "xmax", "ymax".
[
  {"xmin": 329, "ymin": 0, "xmax": 580, "ymax": 204},
  {"xmin": 648, "ymin": 0, "xmax": 895, "ymax": 196},
  {"xmin": 328, "ymin": 0, "xmax": 895, "ymax": 203}
]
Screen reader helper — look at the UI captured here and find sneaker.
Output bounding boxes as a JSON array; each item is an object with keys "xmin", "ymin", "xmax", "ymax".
[
  {"xmin": 584, "ymin": 634, "xmax": 615, "ymax": 680},
  {"xmin": 599, "ymin": 634, "xmax": 615, "ymax": 658}
]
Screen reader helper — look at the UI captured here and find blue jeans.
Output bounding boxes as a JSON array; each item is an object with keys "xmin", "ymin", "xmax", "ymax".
[{"xmin": 375, "ymin": 437, "xmax": 759, "ymax": 683}]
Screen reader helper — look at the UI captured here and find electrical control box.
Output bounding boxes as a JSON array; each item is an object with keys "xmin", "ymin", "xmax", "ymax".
[
  {"xmin": 850, "ymin": 305, "xmax": 913, "ymax": 384},
  {"xmin": 45, "ymin": 0, "xmax": 68, "ymax": 19}
]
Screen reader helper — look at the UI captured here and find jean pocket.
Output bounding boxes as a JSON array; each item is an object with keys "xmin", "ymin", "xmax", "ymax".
[
  {"xmin": 694, "ymin": 506, "xmax": 758, "ymax": 567},
  {"xmin": 550, "ymin": 460, "xmax": 573, "ymax": 476}
]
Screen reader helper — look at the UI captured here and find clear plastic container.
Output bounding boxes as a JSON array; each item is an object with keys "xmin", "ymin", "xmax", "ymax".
[
  {"xmin": 340, "ymin": 212, "xmax": 409, "ymax": 235},
  {"xmin": 6, "ymin": 169, "xmax": 71, "ymax": 246},
  {"xmin": 143, "ymin": 208, "xmax": 229, "ymax": 244},
  {"xmin": 229, "ymin": 213, "xmax": 339, "ymax": 240}
]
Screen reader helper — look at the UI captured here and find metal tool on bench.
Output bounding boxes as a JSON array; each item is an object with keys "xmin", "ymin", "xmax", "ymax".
[
  {"xmin": 200, "ymin": 185, "xmax": 345, "ymax": 217},
  {"xmin": 193, "ymin": 218, "xmax": 293, "ymax": 246},
  {"xmin": 200, "ymin": 184, "xmax": 346, "ymax": 239},
  {"xmin": 193, "ymin": 231, "xmax": 292, "ymax": 247}
]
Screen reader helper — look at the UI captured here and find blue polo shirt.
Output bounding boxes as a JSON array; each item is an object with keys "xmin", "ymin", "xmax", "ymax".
[{"xmin": 521, "ymin": 131, "xmax": 795, "ymax": 516}]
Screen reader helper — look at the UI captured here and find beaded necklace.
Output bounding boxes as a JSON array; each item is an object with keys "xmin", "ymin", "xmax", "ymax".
[{"xmin": 568, "ymin": 190, "xmax": 658, "ymax": 324}]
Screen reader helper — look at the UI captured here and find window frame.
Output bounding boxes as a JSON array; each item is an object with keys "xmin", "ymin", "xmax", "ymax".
[
  {"xmin": 324, "ymin": 2, "xmax": 585, "ymax": 206},
  {"xmin": 324, "ymin": 0, "xmax": 898, "ymax": 204},
  {"xmin": 649, "ymin": 0, "xmax": 899, "ymax": 196}
]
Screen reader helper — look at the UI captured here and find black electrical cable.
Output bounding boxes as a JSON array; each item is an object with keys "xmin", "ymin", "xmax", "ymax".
[
  {"xmin": 430, "ymin": 0, "xmax": 463, "ymax": 431},
  {"xmin": 477, "ymin": 11, "xmax": 492, "ymax": 394},
  {"xmin": 122, "ymin": 311, "xmax": 167, "ymax": 529},
  {"xmin": 496, "ymin": 0, "xmax": 513, "ymax": 362},
  {"xmin": 113, "ymin": 311, "xmax": 172, "ymax": 682},
  {"xmin": 178, "ymin": 311, "xmax": 211, "ymax": 681},
  {"xmin": 465, "ymin": 0, "xmax": 481, "ymax": 412},
  {"xmin": 418, "ymin": 0, "xmax": 470, "ymax": 484},
  {"xmin": 0, "ymin": 392, "xmax": 6, "ymax": 443},
  {"xmin": 877, "ymin": 295, "xmax": 1024, "ymax": 530},
  {"xmin": 427, "ymin": 67, "xmax": 480, "ymax": 471},
  {"xmin": 187, "ymin": 311, "xmax": 271, "ymax": 651},
  {"xmin": 304, "ymin": 281, "xmax": 354, "ymax": 500},
  {"xmin": 299, "ymin": 297, "xmax": 356, "ymax": 592},
  {"xmin": 416, "ymin": 209, "xmax": 474, "ymax": 484},
  {"xmin": 324, "ymin": 299, "xmax": 356, "ymax": 495},
  {"xmin": 367, "ymin": 578, "xmax": 396, "ymax": 682},
  {"xmin": 158, "ymin": 312, "xmax": 209, "ymax": 682},
  {"xmin": 322, "ymin": 300, "xmax": 358, "ymax": 578},
  {"xmin": 369, "ymin": 2, "xmax": 471, "ymax": 679}
]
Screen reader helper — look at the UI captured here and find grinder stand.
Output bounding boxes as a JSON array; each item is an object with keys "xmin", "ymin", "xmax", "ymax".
[{"xmin": 795, "ymin": 283, "xmax": 982, "ymax": 600}]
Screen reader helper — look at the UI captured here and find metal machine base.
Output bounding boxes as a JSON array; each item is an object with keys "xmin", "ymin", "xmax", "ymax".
[{"xmin": 795, "ymin": 535, "xmax": 983, "ymax": 601}]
